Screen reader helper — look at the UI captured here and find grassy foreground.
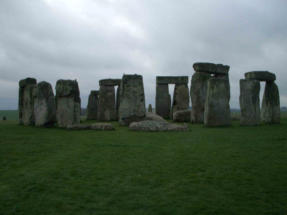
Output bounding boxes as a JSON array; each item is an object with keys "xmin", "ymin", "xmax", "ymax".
[{"xmin": 0, "ymin": 111, "xmax": 287, "ymax": 215}]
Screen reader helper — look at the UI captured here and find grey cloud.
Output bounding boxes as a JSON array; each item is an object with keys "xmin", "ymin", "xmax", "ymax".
[{"xmin": 0, "ymin": 0, "xmax": 287, "ymax": 110}]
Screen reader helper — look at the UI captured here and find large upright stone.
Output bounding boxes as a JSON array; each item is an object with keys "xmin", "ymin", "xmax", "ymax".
[
  {"xmin": 190, "ymin": 72, "xmax": 210, "ymax": 123},
  {"xmin": 87, "ymin": 90, "xmax": 99, "ymax": 120},
  {"xmin": 171, "ymin": 83, "xmax": 189, "ymax": 118},
  {"xmin": 204, "ymin": 78, "xmax": 231, "ymax": 126},
  {"xmin": 34, "ymin": 81, "xmax": 56, "ymax": 126},
  {"xmin": 56, "ymin": 80, "xmax": 81, "ymax": 128},
  {"xmin": 156, "ymin": 84, "xmax": 171, "ymax": 119},
  {"xmin": 118, "ymin": 74, "xmax": 146, "ymax": 125},
  {"xmin": 116, "ymin": 85, "xmax": 121, "ymax": 119},
  {"xmin": 19, "ymin": 78, "xmax": 37, "ymax": 125},
  {"xmin": 261, "ymin": 82, "xmax": 280, "ymax": 124},
  {"xmin": 97, "ymin": 85, "xmax": 116, "ymax": 121},
  {"xmin": 239, "ymin": 79, "xmax": 260, "ymax": 126}
]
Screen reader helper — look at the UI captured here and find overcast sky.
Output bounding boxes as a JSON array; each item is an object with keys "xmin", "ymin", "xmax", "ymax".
[{"xmin": 1, "ymin": 0, "xmax": 287, "ymax": 109}]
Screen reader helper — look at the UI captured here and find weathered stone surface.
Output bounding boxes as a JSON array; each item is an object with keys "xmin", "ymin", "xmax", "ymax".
[
  {"xmin": 239, "ymin": 79, "xmax": 261, "ymax": 126},
  {"xmin": 56, "ymin": 80, "xmax": 81, "ymax": 128},
  {"xmin": 97, "ymin": 85, "xmax": 116, "ymax": 121},
  {"xmin": 19, "ymin": 78, "xmax": 37, "ymax": 125},
  {"xmin": 115, "ymin": 85, "xmax": 120, "ymax": 120},
  {"xmin": 156, "ymin": 76, "xmax": 188, "ymax": 85},
  {"xmin": 34, "ymin": 81, "xmax": 56, "ymax": 126},
  {"xmin": 66, "ymin": 123, "xmax": 115, "ymax": 130},
  {"xmin": 99, "ymin": 79, "xmax": 121, "ymax": 86},
  {"xmin": 190, "ymin": 72, "xmax": 210, "ymax": 123},
  {"xmin": 193, "ymin": 62, "xmax": 230, "ymax": 75},
  {"xmin": 145, "ymin": 112, "xmax": 166, "ymax": 122},
  {"xmin": 156, "ymin": 84, "xmax": 171, "ymax": 119},
  {"xmin": 173, "ymin": 109, "xmax": 192, "ymax": 122},
  {"xmin": 129, "ymin": 120, "xmax": 188, "ymax": 132},
  {"xmin": 87, "ymin": 90, "xmax": 99, "ymax": 120},
  {"xmin": 118, "ymin": 74, "xmax": 146, "ymax": 125},
  {"xmin": 245, "ymin": 71, "xmax": 276, "ymax": 82},
  {"xmin": 204, "ymin": 78, "xmax": 231, "ymax": 126},
  {"xmin": 148, "ymin": 104, "xmax": 153, "ymax": 112},
  {"xmin": 171, "ymin": 84, "xmax": 189, "ymax": 118},
  {"xmin": 261, "ymin": 82, "xmax": 280, "ymax": 123}
]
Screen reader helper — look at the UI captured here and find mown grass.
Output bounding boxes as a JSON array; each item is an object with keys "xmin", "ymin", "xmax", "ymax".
[{"xmin": 0, "ymin": 111, "xmax": 286, "ymax": 215}]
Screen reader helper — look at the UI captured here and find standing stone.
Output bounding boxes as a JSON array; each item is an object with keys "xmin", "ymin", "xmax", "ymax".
[
  {"xmin": 156, "ymin": 84, "xmax": 171, "ymax": 119},
  {"xmin": 19, "ymin": 78, "xmax": 37, "ymax": 125},
  {"xmin": 87, "ymin": 90, "xmax": 99, "ymax": 120},
  {"xmin": 56, "ymin": 80, "xmax": 81, "ymax": 128},
  {"xmin": 190, "ymin": 72, "xmax": 210, "ymax": 123},
  {"xmin": 116, "ymin": 85, "xmax": 121, "ymax": 120},
  {"xmin": 171, "ymin": 84, "xmax": 189, "ymax": 118},
  {"xmin": 118, "ymin": 74, "xmax": 146, "ymax": 125},
  {"xmin": 261, "ymin": 82, "xmax": 280, "ymax": 124},
  {"xmin": 204, "ymin": 78, "xmax": 231, "ymax": 126},
  {"xmin": 34, "ymin": 81, "xmax": 56, "ymax": 126},
  {"xmin": 97, "ymin": 85, "xmax": 116, "ymax": 121},
  {"xmin": 239, "ymin": 79, "xmax": 260, "ymax": 126},
  {"xmin": 148, "ymin": 104, "xmax": 153, "ymax": 113}
]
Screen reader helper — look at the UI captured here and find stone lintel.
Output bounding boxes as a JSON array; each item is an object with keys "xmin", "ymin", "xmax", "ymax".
[
  {"xmin": 156, "ymin": 76, "xmax": 188, "ymax": 85},
  {"xmin": 245, "ymin": 71, "xmax": 276, "ymax": 82},
  {"xmin": 99, "ymin": 79, "xmax": 121, "ymax": 86},
  {"xmin": 193, "ymin": 62, "xmax": 230, "ymax": 75}
]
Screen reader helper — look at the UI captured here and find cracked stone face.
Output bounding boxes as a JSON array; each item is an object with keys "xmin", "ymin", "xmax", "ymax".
[
  {"xmin": 204, "ymin": 78, "xmax": 231, "ymax": 126},
  {"xmin": 239, "ymin": 79, "xmax": 261, "ymax": 126},
  {"xmin": 261, "ymin": 82, "xmax": 280, "ymax": 124},
  {"xmin": 34, "ymin": 81, "xmax": 56, "ymax": 127},
  {"xmin": 19, "ymin": 77, "xmax": 37, "ymax": 126},
  {"xmin": 118, "ymin": 74, "xmax": 146, "ymax": 125},
  {"xmin": 87, "ymin": 90, "xmax": 99, "ymax": 120},
  {"xmin": 190, "ymin": 72, "xmax": 210, "ymax": 123},
  {"xmin": 55, "ymin": 79, "xmax": 81, "ymax": 128}
]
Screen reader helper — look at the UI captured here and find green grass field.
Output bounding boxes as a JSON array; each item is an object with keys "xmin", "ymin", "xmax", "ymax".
[{"xmin": 0, "ymin": 110, "xmax": 287, "ymax": 214}]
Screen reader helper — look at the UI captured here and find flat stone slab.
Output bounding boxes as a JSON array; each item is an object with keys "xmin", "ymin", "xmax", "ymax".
[
  {"xmin": 67, "ymin": 123, "xmax": 115, "ymax": 130},
  {"xmin": 99, "ymin": 79, "xmax": 121, "ymax": 86},
  {"xmin": 156, "ymin": 76, "xmax": 188, "ymax": 85},
  {"xmin": 193, "ymin": 62, "xmax": 230, "ymax": 75},
  {"xmin": 173, "ymin": 109, "xmax": 192, "ymax": 122},
  {"xmin": 145, "ymin": 112, "xmax": 167, "ymax": 122},
  {"xmin": 245, "ymin": 71, "xmax": 276, "ymax": 82},
  {"xmin": 129, "ymin": 120, "xmax": 188, "ymax": 132}
]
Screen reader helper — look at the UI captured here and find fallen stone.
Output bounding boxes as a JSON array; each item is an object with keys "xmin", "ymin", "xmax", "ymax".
[
  {"xmin": 261, "ymin": 82, "xmax": 280, "ymax": 123},
  {"xmin": 190, "ymin": 72, "xmax": 210, "ymax": 123},
  {"xmin": 239, "ymin": 79, "xmax": 260, "ymax": 126},
  {"xmin": 173, "ymin": 109, "xmax": 192, "ymax": 122},
  {"xmin": 34, "ymin": 81, "xmax": 56, "ymax": 126},
  {"xmin": 56, "ymin": 79, "xmax": 81, "ymax": 127},
  {"xmin": 145, "ymin": 112, "xmax": 167, "ymax": 122},
  {"xmin": 66, "ymin": 123, "xmax": 115, "ymax": 130},
  {"xmin": 245, "ymin": 71, "xmax": 276, "ymax": 82},
  {"xmin": 87, "ymin": 90, "xmax": 99, "ymax": 120},
  {"xmin": 19, "ymin": 77, "xmax": 37, "ymax": 125},
  {"xmin": 90, "ymin": 123, "xmax": 115, "ymax": 130},
  {"xmin": 193, "ymin": 62, "xmax": 230, "ymax": 75},
  {"xmin": 129, "ymin": 120, "xmax": 188, "ymax": 132},
  {"xmin": 204, "ymin": 78, "xmax": 231, "ymax": 126},
  {"xmin": 118, "ymin": 74, "xmax": 146, "ymax": 125}
]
